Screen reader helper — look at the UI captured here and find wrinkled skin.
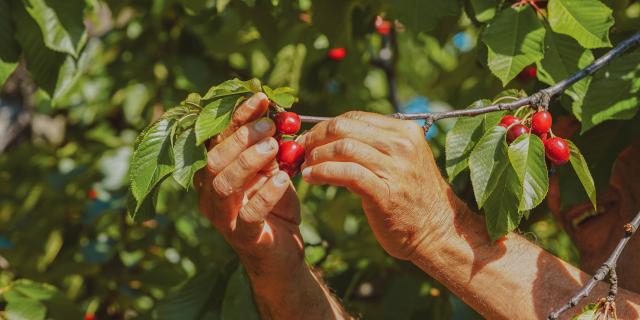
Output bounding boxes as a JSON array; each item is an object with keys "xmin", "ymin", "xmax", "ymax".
[
  {"xmin": 299, "ymin": 111, "xmax": 451, "ymax": 260},
  {"xmin": 196, "ymin": 92, "xmax": 304, "ymax": 276}
]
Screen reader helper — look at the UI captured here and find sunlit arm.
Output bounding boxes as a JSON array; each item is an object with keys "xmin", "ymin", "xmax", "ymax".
[{"xmin": 409, "ymin": 187, "xmax": 640, "ymax": 320}]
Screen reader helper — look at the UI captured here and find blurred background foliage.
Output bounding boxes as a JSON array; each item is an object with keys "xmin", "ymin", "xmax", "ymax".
[{"xmin": 0, "ymin": 0, "xmax": 638, "ymax": 319}]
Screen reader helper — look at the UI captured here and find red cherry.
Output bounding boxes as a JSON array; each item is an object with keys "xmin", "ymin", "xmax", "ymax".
[
  {"xmin": 498, "ymin": 115, "xmax": 521, "ymax": 128},
  {"xmin": 545, "ymin": 137, "xmax": 570, "ymax": 165},
  {"xmin": 87, "ymin": 189, "xmax": 98, "ymax": 200},
  {"xmin": 518, "ymin": 65, "xmax": 537, "ymax": 81},
  {"xmin": 531, "ymin": 111, "xmax": 552, "ymax": 135},
  {"xmin": 507, "ymin": 124, "xmax": 530, "ymax": 143},
  {"xmin": 277, "ymin": 141, "xmax": 305, "ymax": 177},
  {"xmin": 274, "ymin": 112, "xmax": 301, "ymax": 135},
  {"xmin": 84, "ymin": 314, "xmax": 95, "ymax": 320},
  {"xmin": 376, "ymin": 20, "xmax": 392, "ymax": 35},
  {"xmin": 275, "ymin": 133, "xmax": 294, "ymax": 147},
  {"xmin": 539, "ymin": 132, "xmax": 548, "ymax": 143},
  {"xmin": 328, "ymin": 47, "xmax": 347, "ymax": 61}
]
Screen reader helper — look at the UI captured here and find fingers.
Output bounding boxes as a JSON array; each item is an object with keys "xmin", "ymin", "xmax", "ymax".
[
  {"xmin": 300, "ymin": 117, "xmax": 398, "ymax": 155},
  {"xmin": 212, "ymin": 137, "xmax": 279, "ymax": 198},
  {"xmin": 216, "ymin": 92, "xmax": 270, "ymax": 143},
  {"xmin": 301, "ymin": 162, "xmax": 387, "ymax": 201},
  {"xmin": 341, "ymin": 110, "xmax": 403, "ymax": 130},
  {"xmin": 304, "ymin": 138, "xmax": 393, "ymax": 175},
  {"xmin": 208, "ymin": 118, "xmax": 276, "ymax": 175},
  {"xmin": 235, "ymin": 171, "xmax": 291, "ymax": 242}
]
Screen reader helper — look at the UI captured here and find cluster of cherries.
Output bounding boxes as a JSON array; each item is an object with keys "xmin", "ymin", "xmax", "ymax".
[
  {"xmin": 273, "ymin": 112, "xmax": 305, "ymax": 177},
  {"xmin": 499, "ymin": 111, "xmax": 571, "ymax": 165}
]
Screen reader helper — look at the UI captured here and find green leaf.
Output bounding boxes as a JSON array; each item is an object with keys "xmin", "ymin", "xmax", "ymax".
[
  {"xmin": 382, "ymin": 0, "xmax": 461, "ymax": 35},
  {"xmin": 126, "ymin": 185, "xmax": 158, "ymax": 222},
  {"xmin": 156, "ymin": 268, "xmax": 221, "ymax": 320},
  {"xmin": 482, "ymin": 161, "xmax": 523, "ymax": 242},
  {"xmin": 568, "ymin": 141, "xmax": 597, "ymax": 210},
  {"xmin": 11, "ymin": 280, "xmax": 56, "ymax": 301},
  {"xmin": 195, "ymin": 97, "xmax": 238, "ymax": 145},
  {"xmin": 580, "ymin": 53, "xmax": 640, "ymax": 132},
  {"xmin": 548, "ymin": 0, "xmax": 614, "ymax": 49},
  {"xmin": 508, "ymin": 134, "xmax": 549, "ymax": 211},
  {"xmin": 469, "ymin": 126, "xmax": 508, "ymax": 207},
  {"xmin": 446, "ymin": 116, "xmax": 484, "ymax": 181},
  {"xmin": 445, "ymin": 99, "xmax": 493, "ymax": 181},
  {"xmin": 571, "ymin": 303, "xmax": 598, "ymax": 320},
  {"xmin": 0, "ymin": 0, "xmax": 20, "ymax": 85},
  {"xmin": 202, "ymin": 78, "xmax": 260, "ymax": 100},
  {"xmin": 262, "ymin": 85, "xmax": 297, "ymax": 108},
  {"xmin": 130, "ymin": 118, "xmax": 175, "ymax": 202},
  {"xmin": 173, "ymin": 128, "xmax": 207, "ymax": 190},
  {"xmin": 6, "ymin": 298, "xmax": 46, "ymax": 320},
  {"xmin": 221, "ymin": 265, "xmax": 259, "ymax": 320},
  {"xmin": 481, "ymin": 6, "xmax": 545, "ymax": 86},
  {"xmin": 469, "ymin": 0, "xmax": 497, "ymax": 22},
  {"xmin": 22, "ymin": 0, "xmax": 86, "ymax": 57},
  {"xmin": 12, "ymin": 0, "xmax": 65, "ymax": 95},
  {"xmin": 536, "ymin": 30, "xmax": 594, "ymax": 103}
]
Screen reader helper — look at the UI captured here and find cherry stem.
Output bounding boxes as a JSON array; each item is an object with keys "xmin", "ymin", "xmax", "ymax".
[{"xmin": 298, "ymin": 32, "xmax": 640, "ymax": 128}]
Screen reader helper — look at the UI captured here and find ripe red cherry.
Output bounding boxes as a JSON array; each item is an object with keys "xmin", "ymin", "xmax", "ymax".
[
  {"xmin": 507, "ymin": 124, "xmax": 530, "ymax": 143},
  {"xmin": 87, "ymin": 189, "xmax": 98, "ymax": 200},
  {"xmin": 518, "ymin": 65, "xmax": 537, "ymax": 81},
  {"xmin": 531, "ymin": 111, "xmax": 552, "ymax": 135},
  {"xmin": 277, "ymin": 141, "xmax": 305, "ymax": 177},
  {"xmin": 84, "ymin": 314, "xmax": 95, "ymax": 320},
  {"xmin": 545, "ymin": 137, "xmax": 570, "ymax": 165},
  {"xmin": 499, "ymin": 115, "xmax": 521, "ymax": 128},
  {"xmin": 274, "ymin": 112, "xmax": 301, "ymax": 135},
  {"xmin": 376, "ymin": 20, "xmax": 392, "ymax": 35},
  {"xmin": 328, "ymin": 47, "xmax": 347, "ymax": 60}
]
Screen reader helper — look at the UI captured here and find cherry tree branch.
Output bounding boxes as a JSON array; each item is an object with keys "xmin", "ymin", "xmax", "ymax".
[
  {"xmin": 299, "ymin": 32, "xmax": 640, "ymax": 126},
  {"xmin": 547, "ymin": 210, "xmax": 640, "ymax": 319}
]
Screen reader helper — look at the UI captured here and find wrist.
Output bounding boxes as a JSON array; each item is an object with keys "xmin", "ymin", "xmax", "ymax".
[
  {"xmin": 408, "ymin": 184, "xmax": 474, "ymax": 265},
  {"xmin": 242, "ymin": 254, "xmax": 309, "ymax": 294}
]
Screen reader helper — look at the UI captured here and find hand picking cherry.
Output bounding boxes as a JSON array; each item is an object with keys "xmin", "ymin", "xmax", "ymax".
[{"xmin": 277, "ymin": 140, "xmax": 305, "ymax": 177}]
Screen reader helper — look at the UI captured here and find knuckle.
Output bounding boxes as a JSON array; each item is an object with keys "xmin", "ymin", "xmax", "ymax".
[
  {"xmin": 235, "ymin": 153, "xmax": 254, "ymax": 172},
  {"xmin": 252, "ymin": 190, "xmax": 273, "ymax": 209},
  {"xmin": 231, "ymin": 126, "xmax": 250, "ymax": 146},
  {"xmin": 238, "ymin": 205, "xmax": 260, "ymax": 224},
  {"xmin": 335, "ymin": 139, "xmax": 355, "ymax": 156},
  {"xmin": 212, "ymin": 176, "xmax": 234, "ymax": 197},
  {"xmin": 326, "ymin": 119, "xmax": 347, "ymax": 137},
  {"xmin": 343, "ymin": 110, "xmax": 366, "ymax": 120},
  {"xmin": 392, "ymin": 135, "xmax": 415, "ymax": 152}
]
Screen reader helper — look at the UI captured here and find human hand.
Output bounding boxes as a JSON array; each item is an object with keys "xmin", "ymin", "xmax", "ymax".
[
  {"xmin": 196, "ymin": 92, "xmax": 304, "ymax": 279},
  {"xmin": 300, "ymin": 111, "xmax": 454, "ymax": 260}
]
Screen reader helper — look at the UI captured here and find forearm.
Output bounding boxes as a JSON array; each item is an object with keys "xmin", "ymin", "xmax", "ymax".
[
  {"xmin": 411, "ymin": 187, "xmax": 640, "ymax": 319},
  {"xmin": 245, "ymin": 259, "xmax": 351, "ymax": 320}
]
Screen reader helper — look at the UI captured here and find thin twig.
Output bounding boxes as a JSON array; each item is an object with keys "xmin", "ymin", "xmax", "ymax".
[
  {"xmin": 299, "ymin": 32, "xmax": 640, "ymax": 125},
  {"xmin": 547, "ymin": 210, "xmax": 640, "ymax": 319}
]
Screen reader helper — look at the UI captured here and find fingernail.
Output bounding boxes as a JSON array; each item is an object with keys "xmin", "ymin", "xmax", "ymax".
[
  {"xmin": 256, "ymin": 138, "xmax": 276, "ymax": 154},
  {"xmin": 254, "ymin": 118, "xmax": 273, "ymax": 133},
  {"xmin": 273, "ymin": 171, "xmax": 290, "ymax": 186},
  {"xmin": 302, "ymin": 167, "xmax": 311, "ymax": 179},
  {"xmin": 247, "ymin": 92, "xmax": 268, "ymax": 108}
]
